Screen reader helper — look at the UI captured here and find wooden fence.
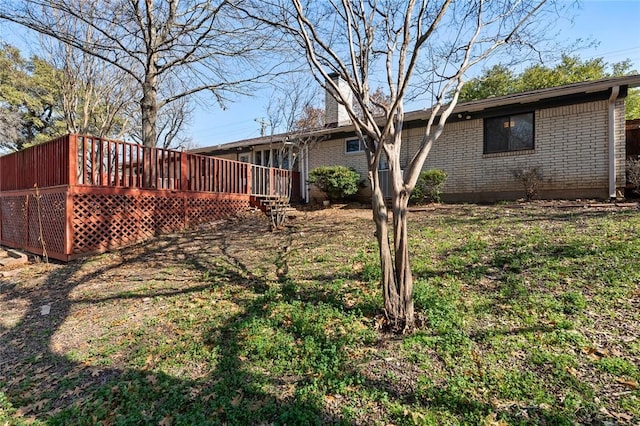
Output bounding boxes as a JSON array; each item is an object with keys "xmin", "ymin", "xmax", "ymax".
[{"xmin": 0, "ymin": 134, "xmax": 294, "ymax": 261}]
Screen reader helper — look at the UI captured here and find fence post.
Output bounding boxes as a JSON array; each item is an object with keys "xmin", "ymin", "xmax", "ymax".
[
  {"xmin": 65, "ymin": 188, "xmax": 74, "ymax": 259},
  {"xmin": 180, "ymin": 151, "xmax": 188, "ymax": 191},
  {"xmin": 270, "ymin": 168, "xmax": 275, "ymax": 196},
  {"xmin": 68, "ymin": 134, "xmax": 78, "ymax": 186},
  {"xmin": 247, "ymin": 164, "xmax": 252, "ymax": 195}
]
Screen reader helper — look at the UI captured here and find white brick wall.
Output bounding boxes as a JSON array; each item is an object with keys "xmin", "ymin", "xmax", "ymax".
[{"xmin": 308, "ymin": 98, "xmax": 625, "ymax": 201}]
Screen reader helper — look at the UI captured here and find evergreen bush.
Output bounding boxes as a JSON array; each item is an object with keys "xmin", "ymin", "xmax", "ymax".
[
  {"xmin": 410, "ymin": 169, "xmax": 448, "ymax": 204},
  {"xmin": 308, "ymin": 166, "xmax": 361, "ymax": 201}
]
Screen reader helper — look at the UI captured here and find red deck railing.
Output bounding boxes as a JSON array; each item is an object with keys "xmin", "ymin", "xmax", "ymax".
[
  {"xmin": 0, "ymin": 135, "xmax": 71, "ymax": 191},
  {"xmin": 0, "ymin": 134, "xmax": 294, "ymax": 260},
  {"xmin": 0, "ymin": 134, "xmax": 292, "ymax": 197}
]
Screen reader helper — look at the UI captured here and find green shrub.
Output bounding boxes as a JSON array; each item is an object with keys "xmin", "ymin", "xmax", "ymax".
[
  {"xmin": 410, "ymin": 169, "xmax": 448, "ymax": 204},
  {"xmin": 308, "ymin": 166, "xmax": 361, "ymax": 201}
]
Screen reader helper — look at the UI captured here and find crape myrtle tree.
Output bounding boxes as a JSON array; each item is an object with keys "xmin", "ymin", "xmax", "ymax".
[
  {"xmin": 0, "ymin": 0, "xmax": 280, "ymax": 149},
  {"xmin": 248, "ymin": 0, "xmax": 567, "ymax": 332}
]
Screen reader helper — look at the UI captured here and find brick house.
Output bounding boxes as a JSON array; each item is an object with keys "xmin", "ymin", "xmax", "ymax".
[{"xmin": 193, "ymin": 75, "xmax": 640, "ymax": 203}]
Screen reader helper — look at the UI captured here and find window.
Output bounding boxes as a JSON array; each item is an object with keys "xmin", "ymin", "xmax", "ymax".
[
  {"xmin": 484, "ymin": 112, "xmax": 534, "ymax": 154},
  {"xmin": 345, "ymin": 138, "xmax": 365, "ymax": 153}
]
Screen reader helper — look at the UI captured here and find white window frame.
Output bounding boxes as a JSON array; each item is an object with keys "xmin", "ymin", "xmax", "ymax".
[{"xmin": 345, "ymin": 138, "xmax": 365, "ymax": 154}]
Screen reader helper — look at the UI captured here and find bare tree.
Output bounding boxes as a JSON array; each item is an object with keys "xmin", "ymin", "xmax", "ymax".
[
  {"xmin": 128, "ymin": 96, "xmax": 194, "ymax": 149},
  {"xmin": 264, "ymin": 81, "xmax": 325, "ymax": 229},
  {"xmin": 0, "ymin": 108, "xmax": 22, "ymax": 152},
  {"xmin": 40, "ymin": 31, "xmax": 137, "ymax": 139},
  {"xmin": 249, "ymin": 0, "xmax": 567, "ymax": 332},
  {"xmin": 0, "ymin": 0, "xmax": 279, "ymax": 148},
  {"xmin": 353, "ymin": 87, "xmax": 391, "ymax": 120}
]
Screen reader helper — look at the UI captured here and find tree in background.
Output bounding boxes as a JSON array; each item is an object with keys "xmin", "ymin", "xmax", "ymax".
[
  {"xmin": 264, "ymin": 80, "xmax": 326, "ymax": 228},
  {"xmin": 625, "ymin": 90, "xmax": 640, "ymax": 120},
  {"xmin": 128, "ymin": 96, "xmax": 195, "ymax": 149},
  {"xmin": 0, "ymin": 0, "xmax": 280, "ymax": 148},
  {"xmin": 0, "ymin": 43, "xmax": 63, "ymax": 150},
  {"xmin": 40, "ymin": 32, "xmax": 137, "ymax": 140},
  {"xmin": 460, "ymin": 54, "xmax": 640, "ymax": 119},
  {"xmin": 456, "ymin": 64, "xmax": 517, "ymax": 101},
  {"xmin": 0, "ymin": 39, "xmax": 168, "ymax": 151},
  {"xmin": 251, "ymin": 0, "xmax": 568, "ymax": 332}
]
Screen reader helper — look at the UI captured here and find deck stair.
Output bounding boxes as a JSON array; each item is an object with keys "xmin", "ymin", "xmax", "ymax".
[{"xmin": 252, "ymin": 196, "xmax": 292, "ymax": 218}]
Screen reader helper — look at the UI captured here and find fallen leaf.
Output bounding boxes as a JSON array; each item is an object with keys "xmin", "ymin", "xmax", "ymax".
[
  {"xmin": 145, "ymin": 354, "xmax": 154, "ymax": 367},
  {"xmin": 16, "ymin": 405, "xmax": 35, "ymax": 416},
  {"xmin": 614, "ymin": 412, "xmax": 633, "ymax": 421},
  {"xmin": 483, "ymin": 412, "xmax": 509, "ymax": 426},
  {"xmin": 231, "ymin": 391, "xmax": 243, "ymax": 407},
  {"xmin": 203, "ymin": 392, "xmax": 217, "ymax": 402},
  {"xmin": 615, "ymin": 377, "xmax": 639, "ymax": 389},
  {"xmin": 566, "ymin": 366, "xmax": 579, "ymax": 377},
  {"xmin": 158, "ymin": 414, "xmax": 173, "ymax": 426},
  {"xmin": 582, "ymin": 347, "xmax": 609, "ymax": 361},
  {"xmin": 611, "ymin": 348, "xmax": 623, "ymax": 357},
  {"xmin": 147, "ymin": 375, "xmax": 158, "ymax": 385}
]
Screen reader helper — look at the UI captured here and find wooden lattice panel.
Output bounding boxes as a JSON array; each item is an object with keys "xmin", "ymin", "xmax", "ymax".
[
  {"xmin": 27, "ymin": 191, "xmax": 67, "ymax": 255},
  {"xmin": 136, "ymin": 195, "xmax": 185, "ymax": 235},
  {"xmin": 71, "ymin": 190, "xmax": 249, "ymax": 256},
  {"xmin": 187, "ymin": 195, "xmax": 250, "ymax": 226},
  {"xmin": 72, "ymin": 192, "xmax": 154, "ymax": 254},
  {"xmin": 0, "ymin": 195, "xmax": 27, "ymax": 246}
]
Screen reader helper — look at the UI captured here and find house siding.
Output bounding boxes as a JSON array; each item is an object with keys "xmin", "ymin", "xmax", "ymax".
[
  {"xmin": 308, "ymin": 98, "xmax": 625, "ymax": 202},
  {"xmin": 214, "ymin": 152, "xmax": 239, "ymax": 161}
]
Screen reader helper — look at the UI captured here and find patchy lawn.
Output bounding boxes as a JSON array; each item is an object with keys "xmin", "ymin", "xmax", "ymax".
[{"xmin": 1, "ymin": 203, "xmax": 639, "ymax": 425}]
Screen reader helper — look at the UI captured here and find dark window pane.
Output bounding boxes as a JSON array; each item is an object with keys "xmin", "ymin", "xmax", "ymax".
[
  {"xmin": 509, "ymin": 113, "xmax": 534, "ymax": 150},
  {"xmin": 484, "ymin": 117, "xmax": 509, "ymax": 153},
  {"xmin": 484, "ymin": 112, "xmax": 534, "ymax": 153},
  {"xmin": 346, "ymin": 139, "xmax": 361, "ymax": 152}
]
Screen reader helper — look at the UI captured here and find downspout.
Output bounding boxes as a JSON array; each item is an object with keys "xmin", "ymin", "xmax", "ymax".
[
  {"xmin": 304, "ymin": 145, "xmax": 310, "ymax": 203},
  {"xmin": 608, "ymin": 85, "xmax": 620, "ymax": 199}
]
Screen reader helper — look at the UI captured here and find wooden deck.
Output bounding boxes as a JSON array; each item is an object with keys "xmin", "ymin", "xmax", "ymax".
[{"xmin": 0, "ymin": 135, "xmax": 295, "ymax": 261}]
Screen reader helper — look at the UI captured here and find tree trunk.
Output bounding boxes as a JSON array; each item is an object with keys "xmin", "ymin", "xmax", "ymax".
[
  {"xmin": 141, "ymin": 76, "xmax": 158, "ymax": 148},
  {"xmin": 141, "ymin": 54, "xmax": 158, "ymax": 186},
  {"xmin": 370, "ymin": 168, "xmax": 414, "ymax": 332},
  {"xmin": 391, "ymin": 189, "xmax": 414, "ymax": 329}
]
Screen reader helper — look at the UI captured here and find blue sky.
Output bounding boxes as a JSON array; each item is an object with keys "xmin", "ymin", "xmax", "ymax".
[
  {"xmin": 2, "ymin": 0, "xmax": 639, "ymax": 148},
  {"xmin": 189, "ymin": 0, "xmax": 640, "ymax": 147}
]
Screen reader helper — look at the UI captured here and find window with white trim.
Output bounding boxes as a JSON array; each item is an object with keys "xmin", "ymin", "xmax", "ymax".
[{"xmin": 345, "ymin": 138, "xmax": 365, "ymax": 153}]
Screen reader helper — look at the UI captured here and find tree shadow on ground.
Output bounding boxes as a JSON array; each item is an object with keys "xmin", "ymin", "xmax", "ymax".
[
  {"xmin": 0, "ymin": 215, "xmax": 344, "ymax": 424},
  {"xmin": 0, "ymin": 207, "xmax": 624, "ymax": 425}
]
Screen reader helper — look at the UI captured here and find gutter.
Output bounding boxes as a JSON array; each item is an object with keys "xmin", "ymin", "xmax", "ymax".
[{"xmin": 608, "ymin": 85, "xmax": 620, "ymax": 199}]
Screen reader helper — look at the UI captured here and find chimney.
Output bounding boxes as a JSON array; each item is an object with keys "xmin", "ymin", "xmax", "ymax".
[{"xmin": 325, "ymin": 73, "xmax": 352, "ymax": 127}]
